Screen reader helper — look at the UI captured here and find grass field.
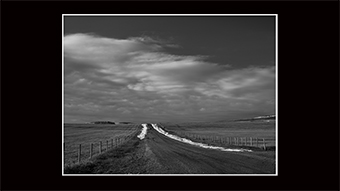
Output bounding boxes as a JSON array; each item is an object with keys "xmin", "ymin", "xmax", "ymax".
[
  {"xmin": 64, "ymin": 123, "xmax": 140, "ymax": 166},
  {"xmin": 159, "ymin": 121, "xmax": 276, "ymax": 148}
]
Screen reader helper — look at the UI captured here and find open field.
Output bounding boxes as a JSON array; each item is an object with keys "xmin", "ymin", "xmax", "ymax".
[{"xmin": 64, "ymin": 123, "xmax": 140, "ymax": 166}]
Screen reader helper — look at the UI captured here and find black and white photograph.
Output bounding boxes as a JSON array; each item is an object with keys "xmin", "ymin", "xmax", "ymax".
[{"xmin": 62, "ymin": 14, "xmax": 277, "ymax": 175}]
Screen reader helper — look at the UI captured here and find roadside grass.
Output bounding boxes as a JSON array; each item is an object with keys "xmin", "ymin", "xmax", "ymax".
[
  {"xmin": 64, "ymin": 123, "xmax": 140, "ymax": 166},
  {"xmin": 64, "ymin": 134, "xmax": 147, "ymax": 174}
]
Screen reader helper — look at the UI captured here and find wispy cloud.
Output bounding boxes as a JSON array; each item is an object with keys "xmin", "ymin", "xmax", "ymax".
[{"xmin": 64, "ymin": 33, "xmax": 275, "ymax": 122}]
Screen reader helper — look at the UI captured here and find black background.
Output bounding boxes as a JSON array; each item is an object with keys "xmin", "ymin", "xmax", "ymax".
[{"xmin": 1, "ymin": 0, "xmax": 339, "ymax": 191}]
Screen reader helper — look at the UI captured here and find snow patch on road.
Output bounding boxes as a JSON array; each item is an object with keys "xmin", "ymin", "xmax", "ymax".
[
  {"xmin": 137, "ymin": 124, "xmax": 148, "ymax": 140},
  {"xmin": 151, "ymin": 124, "xmax": 252, "ymax": 152}
]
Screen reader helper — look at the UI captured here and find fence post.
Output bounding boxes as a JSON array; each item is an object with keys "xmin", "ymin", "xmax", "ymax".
[
  {"xmin": 106, "ymin": 140, "xmax": 108, "ymax": 152},
  {"xmin": 263, "ymin": 138, "xmax": 266, "ymax": 150},
  {"xmin": 99, "ymin": 141, "xmax": 102, "ymax": 153},
  {"xmin": 78, "ymin": 144, "xmax": 81, "ymax": 164},
  {"xmin": 115, "ymin": 138, "xmax": 118, "ymax": 148},
  {"xmin": 256, "ymin": 137, "xmax": 259, "ymax": 147},
  {"xmin": 90, "ymin": 143, "xmax": 93, "ymax": 158},
  {"xmin": 250, "ymin": 137, "xmax": 253, "ymax": 146}
]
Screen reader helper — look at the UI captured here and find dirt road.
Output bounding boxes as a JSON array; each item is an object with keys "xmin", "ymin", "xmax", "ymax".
[
  {"xmin": 143, "ymin": 124, "xmax": 275, "ymax": 174},
  {"xmin": 64, "ymin": 123, "xmax": 275, "ymax": 174}
]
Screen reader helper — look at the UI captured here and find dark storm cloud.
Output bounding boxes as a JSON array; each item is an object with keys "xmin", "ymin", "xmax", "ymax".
[{"xmin": 64, "ymin": 33, "xmax": 275, "ymax": 122}]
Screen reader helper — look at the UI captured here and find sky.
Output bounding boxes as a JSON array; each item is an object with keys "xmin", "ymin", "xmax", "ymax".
[{"xmin": 63, "ymin": 15, "xmax": 276, "ymax": 123}]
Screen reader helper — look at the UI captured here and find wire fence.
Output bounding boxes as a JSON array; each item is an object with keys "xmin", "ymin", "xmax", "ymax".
[
  {"xmin": 179, "ymin": 133, "xmax": 275, "ymax": 150},
  {"xmin": 64, "ymin": 128, "xmax": 140, "ymax": 167}
]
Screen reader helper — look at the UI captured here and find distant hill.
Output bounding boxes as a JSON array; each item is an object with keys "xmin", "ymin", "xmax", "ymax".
[
  {"xmin": 91, "ymin": 121, "xmax": 116, "ymax": 124},
  {"xmin": 89, "ymin": 121, "xmax": 134, "ymax": 124},
  {"xmin": 234, "ymin": 115, "xmax": 276, "ymax": 122},
  {"xmin": 117, "ymin": 122, "xmax": 133, "ymax": 124}
]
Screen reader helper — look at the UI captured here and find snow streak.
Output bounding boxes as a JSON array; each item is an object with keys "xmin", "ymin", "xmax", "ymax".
[
  {"xmin": 151, "ymin": 124, "xmax": 252, "ymax": 152},
  {"xmin": 137, "ymin": 124, "xmax": 148, "ymax": 140}
]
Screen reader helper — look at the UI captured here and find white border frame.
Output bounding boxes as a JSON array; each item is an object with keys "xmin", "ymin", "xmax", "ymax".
[{"xmin": 62, "ymin": 14, "xmax": 278, "ymax": 176}]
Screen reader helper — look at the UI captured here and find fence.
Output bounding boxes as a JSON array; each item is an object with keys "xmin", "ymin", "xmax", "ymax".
[
  {"xmin": 64, "ymin": 132, "xmax": 137, "ymax": 166},
  {"xmin": 179, "ymin": 133, "xmax": 275, "ymax": 150}
]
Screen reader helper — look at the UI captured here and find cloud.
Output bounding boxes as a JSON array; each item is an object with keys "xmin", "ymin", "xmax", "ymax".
[
  {"xmin": 64, "ymin": 33, "xmax": 275, "ymax": 122},
  {"xmin": 196, "ymin": 66, "xmax": 275, "ymax": 101}
]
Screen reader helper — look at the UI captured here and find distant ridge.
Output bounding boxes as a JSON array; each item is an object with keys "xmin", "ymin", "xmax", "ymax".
[
  {"xmin": 234, "ymin": 114, "xmax": 276, "ymax": 122},
  {"xmin": 117, "ymin": 122, "xmax": 133, "ymax": 124},
  {"xmin": 89, "ymin": 121, "xmax": 134, "ymax": 124},
  {"xmin": 91, "ymin": 121, "xmax": 115, "ymax": 124}
]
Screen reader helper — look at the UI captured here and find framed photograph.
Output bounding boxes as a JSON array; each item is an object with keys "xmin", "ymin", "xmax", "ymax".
[
  {"xmin": 62, "ymin": 14, "xmax": 277, "ymax": 176},
  {"xmin": 1, "ymin": 1, "xmax": 338, "ymax": 191}
]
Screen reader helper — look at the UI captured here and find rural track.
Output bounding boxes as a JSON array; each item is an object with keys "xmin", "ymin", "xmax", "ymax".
[
  {"xmin": 64, "ymin": 123, "xmax": 275, "ymax": 174},
  {"xmin": 142, "ymin": 123, "xmax": 275, "ymax": 174}
]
